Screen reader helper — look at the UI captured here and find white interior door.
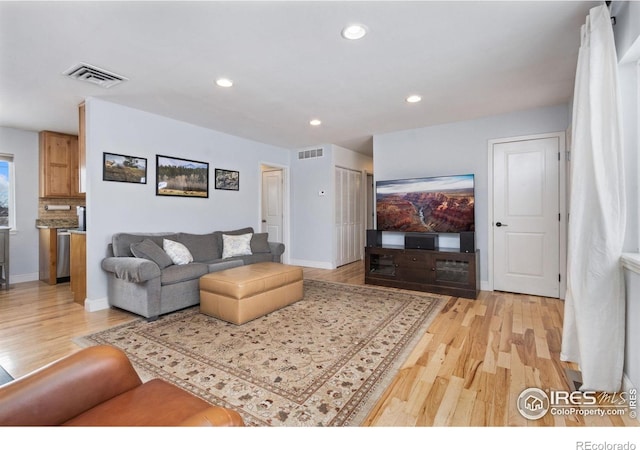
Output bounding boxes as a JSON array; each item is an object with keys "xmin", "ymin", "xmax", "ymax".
[
  {"xmin": 261, "ymin": 169, "xmax": 283, "ymax": 243},
  {"xmin": 335, "ymin": 167, "xmax": 363, "ymax": 267},
  {"xmin": 492, "ymin": 135, "xmax": 561, "ymax": 298}
]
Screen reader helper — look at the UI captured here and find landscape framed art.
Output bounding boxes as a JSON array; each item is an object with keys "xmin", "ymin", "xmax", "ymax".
[
  {"xmin": 156, "ymin": 155, "xmax": 209, "ymax": 198},
  {"xmin": 103, "ymin": 152, "xmax": 147, "ymax": 184}
]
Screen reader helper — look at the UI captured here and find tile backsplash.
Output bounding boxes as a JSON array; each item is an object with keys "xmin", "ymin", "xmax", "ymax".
[{"xmin": 38, "ymin": 198, "xmax": 86, "ymax": 223}]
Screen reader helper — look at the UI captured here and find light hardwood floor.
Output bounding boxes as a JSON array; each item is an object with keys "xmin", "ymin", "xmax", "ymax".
[{"xmin": 0, "ymin": 263, "xmax": 636, "ymax": 427}]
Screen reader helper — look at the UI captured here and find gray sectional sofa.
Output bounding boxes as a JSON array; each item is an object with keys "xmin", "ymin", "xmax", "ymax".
[{"xmin": 101, "ymin": 227, "xmax": 284, "ymax": 320}]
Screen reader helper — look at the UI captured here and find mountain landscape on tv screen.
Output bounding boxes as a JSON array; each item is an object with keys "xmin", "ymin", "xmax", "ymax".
[{"xmin": 376, "ymin": 177, "xmax": 475, "ymax": 233}]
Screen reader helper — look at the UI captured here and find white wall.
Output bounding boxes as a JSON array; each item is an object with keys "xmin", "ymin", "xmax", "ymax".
[
  {"xmin": 0, "ymin": 127, "xmax": 39, "ymax": 283},
  {"xmin": 85, "ymin": 98, "xmax": 291, "ymax": 307},
  {"xmin": 373, "ymin": 104, "xmax": 571, "ymax": 285},
  {"xmin": 333, "ymin": 144, "xmax": 373, "ymax": 173},
  {"xmin": 613, "ymin": 0, "xmax": 640, "ymax": 253},
  {"xmin": 618, "ymin": 62, "xmax": 639, "ymax": 253},
  {"xmin": 612, "ymin": 1, "xmax": 640, "ymax": 63},
  {"xmin": 290, "ymin": 145, "xmax": 334, "ymax": 268},
  {"xmin": 290, "ymin": 144, "xmax": 373, "ymax": 269}
]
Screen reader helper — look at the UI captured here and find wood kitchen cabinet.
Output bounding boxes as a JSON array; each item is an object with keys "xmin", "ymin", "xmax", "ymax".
[
  {"xmin": 70, "ymin": 232, "xmax": 86, "ymax": 305},
  {"xmin": 38, "ymin": 228, "xmax": 58, "ymax": 285},
  {"xmin": 39, "ymin": 131, "xmax": 84, "ymax": 199}
]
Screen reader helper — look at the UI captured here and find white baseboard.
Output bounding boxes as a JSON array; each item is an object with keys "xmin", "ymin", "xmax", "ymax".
[
  {"xmin": 84, "ymin": 297, "xmax": 110, "ymax": 312},
  {"xmin": 9, "ymin": 273, "xmax": 39, "ymax": 284},
  {"xmin": 289, "ymin": 259, "xmax": 335, "ymax": 270},
  {"xmin": 480, "ymin": 280, "xmax": 490, "ymax": 292}
]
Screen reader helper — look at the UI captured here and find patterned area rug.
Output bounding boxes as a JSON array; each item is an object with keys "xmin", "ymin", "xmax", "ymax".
[{"xmin": 76, "ymin": 279, "xmax": 445, "ymax": 426}]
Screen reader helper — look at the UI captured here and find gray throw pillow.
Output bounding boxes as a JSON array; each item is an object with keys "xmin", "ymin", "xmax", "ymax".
[
  {"xmin": 130, "ymin": 239, "xmax": 173, "ymax": 269},
  {"xmin": 250, "ymin": 233, "xmax": 271, "ymax": 253}
]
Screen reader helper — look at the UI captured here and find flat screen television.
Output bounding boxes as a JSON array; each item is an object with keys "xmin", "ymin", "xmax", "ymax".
[{"xmin": 376, "ymin": 174, "xmax": 475, "ymax": 233}]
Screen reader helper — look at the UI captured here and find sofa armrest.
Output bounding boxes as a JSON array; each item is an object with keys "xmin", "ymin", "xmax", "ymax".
[
  {"xmin": 268, "ymin": 242, "xmax": 285, "ymax": 257},
  {"xmin": 179, "ymin": 406, "xmax": 245, "ymax": 427},
  {"xmin": 0, "ymin": 346, "xmax": 142, "ymax": 426},
  {"xmin": 102, "ymin": 256, "xmax": 161, "ymax": 283}
]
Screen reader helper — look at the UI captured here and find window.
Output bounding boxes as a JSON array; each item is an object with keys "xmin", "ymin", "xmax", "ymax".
[{"xmin": 0, "ymin": 154, "xmax": 15, "ymax": 230}]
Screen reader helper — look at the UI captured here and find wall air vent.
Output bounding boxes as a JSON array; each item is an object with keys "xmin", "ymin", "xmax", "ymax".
[
  {"xmin": 298, "ymin": 148, "xmax": 324, "ymax": 160},
  {"xmin": 63, "ymin": 63, "xmax": 127, "ymax": 88}
]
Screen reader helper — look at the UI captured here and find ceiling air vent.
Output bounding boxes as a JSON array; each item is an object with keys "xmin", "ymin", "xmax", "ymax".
[
  {"xmin": 298, "ymin": 148, "xmax": 324, "ymax": 160},
  {"xmin": 63, "ymin": 63, "xmax": 127, "ymax": 88}
]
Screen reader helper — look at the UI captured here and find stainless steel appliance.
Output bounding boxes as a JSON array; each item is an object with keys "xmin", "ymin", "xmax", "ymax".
[
  {"xmin": 77, "ymin": 206, "xmax": 86, "ymax": 231},
  {"xmin": 56, "ymin": 229, "xmax": 70, "ymax": 279}
]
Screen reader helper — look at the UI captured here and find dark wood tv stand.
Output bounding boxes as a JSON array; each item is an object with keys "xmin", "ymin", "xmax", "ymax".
[{"xmin": 364, "ymin": 245, "xmax": 479, "ymax": 299}]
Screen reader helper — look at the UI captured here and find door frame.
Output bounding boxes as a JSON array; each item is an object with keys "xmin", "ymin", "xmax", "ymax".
[
  {"xmin": 487, "ymin": 131, "xmax": 567, "ymax": 298},
  {"xmin": 259, "ymin": 162, "xmax": 290, "ymax": 264},
  {"xmin": 366, "ymin": 171, "xmax": 375, "ymax": 230}
]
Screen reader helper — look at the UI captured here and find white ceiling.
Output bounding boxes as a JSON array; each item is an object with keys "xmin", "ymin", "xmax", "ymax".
[{"xmin": 0, "ymin": 1, "xmax": 600, "ymax": 156}]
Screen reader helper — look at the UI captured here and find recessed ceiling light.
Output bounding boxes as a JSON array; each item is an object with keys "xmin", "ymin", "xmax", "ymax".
[
  {"xmin": 406, "ymin": 95, "xmax": 422, "ymax": 103},
  {"xmin": 309, "ymin": 119, "xmax": 322, "ymax": 126},
  {"xmin": 215, "ymin": 78, "xmax": 233, "ymax": 88},
  {"xmin": 341, "ymin": 23, "xmax": 368, "ymax": 40}
]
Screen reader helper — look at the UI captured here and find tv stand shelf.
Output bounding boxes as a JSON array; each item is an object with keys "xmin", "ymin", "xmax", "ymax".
[{"xmin": 365, "ymin": 246, "xmax": 479, "ymax": 299}]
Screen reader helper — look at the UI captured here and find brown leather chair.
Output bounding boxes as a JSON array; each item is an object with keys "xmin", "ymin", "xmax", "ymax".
[{"xmin": 0, "ymin": 345, "xmax": 244, "ymax": 426}]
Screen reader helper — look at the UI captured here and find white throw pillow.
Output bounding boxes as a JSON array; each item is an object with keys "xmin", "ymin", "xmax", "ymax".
[
  {"xmin": 222, "ymin": 233, "xmax": 253, "ymax": 258},
  {"xmin": 163, "ymin": 239, "xmax": 193, "ymax": 265}
]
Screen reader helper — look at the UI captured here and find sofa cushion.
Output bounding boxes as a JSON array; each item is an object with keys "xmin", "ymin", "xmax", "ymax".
[
  {"xmin": 177, "ymin": 232, "xmax": 221, "ymax": 262},
  {"xmin": 160, "ymin": 263, "xmax": 208, "ymax": 286},
  {"xmin": 112, "ymin": 233, "xmax": 178, "ymax": 257},
  {"xmin": 250, "ymin": 233, "xmax": 271, "ymax": 253},
  {"xmin": 163, "ymin": 239, "xmax": 194, "ymax": 265},
  {"xmin": 222, "ymin": 233, "xmax": 253, "ymax": 258},
  {"xmin": 206, "ymin": 259, "xmax": 245, "ymax": 273},
  {"xmin": 130, "ymin": 239, "xmax": 173, "ymax": 269},
  {"xmin": 213, "ymin": 227, "xmax": 254, "ymax": 253},
  {"xmin": 235, "ymin": 253, "xmax": 274, "ymax": 265}
]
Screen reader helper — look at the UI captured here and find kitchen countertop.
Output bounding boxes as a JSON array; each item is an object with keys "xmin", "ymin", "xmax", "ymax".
[
  {"xmin": 36, "ymin": 225, "xmax": 86, "ymax": 234},
  {"xmin": 36, "ymin": 219, "xmax": 79, "ymax": 229}
]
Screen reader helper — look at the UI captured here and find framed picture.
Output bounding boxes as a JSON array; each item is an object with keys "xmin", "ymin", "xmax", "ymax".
[
  {"xmin": 156, "ymin": 155, "xmax": 209, "ymax": 198},
  {"xmin": 215, "ymin": 168, "xmax": 239, "ymax": 191},
  {"xmin": 103, "ymin": 153, "xmax": 147, "ymax": 184}
]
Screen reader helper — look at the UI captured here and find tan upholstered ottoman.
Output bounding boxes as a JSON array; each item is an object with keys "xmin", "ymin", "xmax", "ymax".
[{"xmin": 199, "ymin": 262, "xmax": 304, "ymax": 325}]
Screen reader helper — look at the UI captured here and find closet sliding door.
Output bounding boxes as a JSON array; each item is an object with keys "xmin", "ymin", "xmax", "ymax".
[{"xmin": 335, "ymin": 167, "xmax": 363, "ymax": 267}]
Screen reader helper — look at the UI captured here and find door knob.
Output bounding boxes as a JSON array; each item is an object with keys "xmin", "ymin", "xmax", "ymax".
[{"xmin": 496, "ymin": 222, "xmax": 508, "ymax": 227}]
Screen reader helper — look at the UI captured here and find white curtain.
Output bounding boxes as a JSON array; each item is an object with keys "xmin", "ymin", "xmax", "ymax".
[{"xmin": 561, "ymin": 4, "xmax": 626, "ymax": 392}]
